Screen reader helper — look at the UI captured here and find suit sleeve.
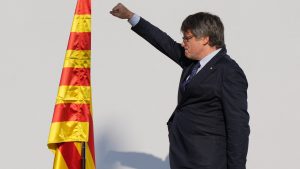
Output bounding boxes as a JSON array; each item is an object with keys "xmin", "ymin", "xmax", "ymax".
[
  {"xmin": 131, "ymin": 17, "xmax": 192, "ymax": 68},
  {"xmin": 222, "ymin": 65, "xmax": 250, "ymax": 169}
]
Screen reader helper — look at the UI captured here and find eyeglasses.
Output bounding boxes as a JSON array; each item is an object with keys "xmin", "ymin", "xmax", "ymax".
[{"xmin": 182, "ymin": 35, "xmax": 194, "ymax": 42}]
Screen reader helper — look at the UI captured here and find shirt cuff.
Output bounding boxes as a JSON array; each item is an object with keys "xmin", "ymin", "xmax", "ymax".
[{"xmin": 128, "ymin": 14, "xmax": 140, "ymax": 27}]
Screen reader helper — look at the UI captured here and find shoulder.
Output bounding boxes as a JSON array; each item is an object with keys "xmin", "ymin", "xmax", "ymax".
[
  {"xmin": 218, "ymin": 54, "xmax": 248, "ymax": 86},
  {"xmin": 218, "ymin": 53, "xmax": 244, "ymax": 72}
]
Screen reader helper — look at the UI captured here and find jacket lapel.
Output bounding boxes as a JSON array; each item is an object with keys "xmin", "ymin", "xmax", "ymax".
[{"xmin": 180, "ymin": 62, "xmax": 196, "ymax": 84}]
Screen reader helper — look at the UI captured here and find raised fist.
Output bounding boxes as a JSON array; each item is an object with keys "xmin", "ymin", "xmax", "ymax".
[{"xmin": 110, "ymin": 3, "xmax": 134, "ymax": 19}]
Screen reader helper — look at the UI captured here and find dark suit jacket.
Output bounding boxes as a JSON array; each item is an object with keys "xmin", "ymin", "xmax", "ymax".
[{"xmin": 132, "ymin": 17, "xmax": 250, "ymax": 169}]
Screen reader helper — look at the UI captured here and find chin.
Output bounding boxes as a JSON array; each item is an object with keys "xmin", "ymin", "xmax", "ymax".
[
  {"xmin": 185, "ymin": 54, "xmax": 194, "ymax": 60},
  {"xmin": 185, "ymin": 52, "xmax": 191, "ymax": 58}
]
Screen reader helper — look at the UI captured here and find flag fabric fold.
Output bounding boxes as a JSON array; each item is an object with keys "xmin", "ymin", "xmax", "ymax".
[{"xmin": 48, "ymin": 0, "xmax": 95, "ymax": 168}]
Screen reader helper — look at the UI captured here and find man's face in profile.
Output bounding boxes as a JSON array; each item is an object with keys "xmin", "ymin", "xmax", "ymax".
[{"xmin": 181, "ymin": 30, "xmax": 207, "ymax": 60}]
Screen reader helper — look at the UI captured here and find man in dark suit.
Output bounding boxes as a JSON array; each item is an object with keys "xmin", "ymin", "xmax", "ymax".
[{"xmin": 110, "ymin": 3, "xmax": 250, "ymax": 169}]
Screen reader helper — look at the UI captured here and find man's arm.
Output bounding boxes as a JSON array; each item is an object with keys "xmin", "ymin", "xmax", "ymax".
[
  {"xmin": 110, "ymin": 3, "xmax": 191, "ymax": 68},
  {"xmin": 222, "ymin": 63, "xmax": 250, "ymax": 169}
]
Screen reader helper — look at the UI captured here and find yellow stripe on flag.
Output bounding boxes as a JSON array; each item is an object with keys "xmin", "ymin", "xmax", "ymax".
[
  {"xmin": 48, "ymin": 121, "xmax": 89, "ymax": 144},
  {"xmin": 65, "ymin": 50, "xmax": 91, "ymax": 59},
  {"xmin": 74, "ymin": 142, "xmax": 82, "ymax": 155},
  {"xmin": 71, "ymin": 15, "xmax": 91, "ymax": 32},
  {"xmin": 86, "ymin": 145, "xmax": 96, "ymax": 169},
  {"xmin": 56, "ymin": 86, "xmax": 91, "ymax": 104},
  {"xmin": 53, "ymin": 149, "xmax": 69, "ymax": 169},
  {"xmin": 64, "ymin": 50, "xmax": 91, "ymax": 68}
]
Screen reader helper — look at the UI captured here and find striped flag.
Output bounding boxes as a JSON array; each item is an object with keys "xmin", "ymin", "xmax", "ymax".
[{"xmin": 47, "ymin": 0, "xmax": 96, "ymax": 169}]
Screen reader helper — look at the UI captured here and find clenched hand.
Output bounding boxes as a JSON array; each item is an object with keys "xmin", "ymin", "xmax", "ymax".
[{"xmin": 110, "ymin": 3, "xmax": 134, "ymax": 19}]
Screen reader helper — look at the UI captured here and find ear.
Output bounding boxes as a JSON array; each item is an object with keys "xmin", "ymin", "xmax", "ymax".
[{"xmin": 200, "ymin": 36, "xmax": 210, "ymax": 45}]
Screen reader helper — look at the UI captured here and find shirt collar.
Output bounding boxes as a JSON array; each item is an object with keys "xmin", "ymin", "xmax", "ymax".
[{"xmin": 199, "ymin": 48, "xmax": 222, "ymax": 68}]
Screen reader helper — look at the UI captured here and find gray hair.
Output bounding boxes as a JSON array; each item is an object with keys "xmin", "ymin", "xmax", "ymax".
[{"xmin": 181, "ymin": 12, "xmax": 225, "ymax": 48}]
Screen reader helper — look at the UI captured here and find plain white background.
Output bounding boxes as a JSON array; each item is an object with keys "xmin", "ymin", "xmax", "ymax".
[{"xmin": 0, "ymin": 0, "xmax": 300, "ymax": 168}]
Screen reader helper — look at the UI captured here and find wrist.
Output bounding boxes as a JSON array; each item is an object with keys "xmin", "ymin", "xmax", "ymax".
[{"xmin": 127, "ymin": 11, "xmax": 134, "ymax": 19}]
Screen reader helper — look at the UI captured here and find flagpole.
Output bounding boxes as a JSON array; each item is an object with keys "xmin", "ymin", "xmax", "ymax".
[{"xmin": 81, "ymin": 142, "xmax": 86, "ymax": 169}]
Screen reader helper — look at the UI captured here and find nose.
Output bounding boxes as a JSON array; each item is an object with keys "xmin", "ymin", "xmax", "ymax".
[{"xmin": 181, "ymin": 42, "xmax": 185, "ymax": 47}]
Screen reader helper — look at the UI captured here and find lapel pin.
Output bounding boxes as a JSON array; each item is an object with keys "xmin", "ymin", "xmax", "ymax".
[{"xmin": 210, "ymin": 67, "xmax": 213, "ymax": 70}]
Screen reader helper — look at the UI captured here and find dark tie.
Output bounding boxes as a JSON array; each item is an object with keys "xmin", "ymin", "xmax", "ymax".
[{"xmin": 182, "ymin": 62, "xmax": 201, "ymax": 91}]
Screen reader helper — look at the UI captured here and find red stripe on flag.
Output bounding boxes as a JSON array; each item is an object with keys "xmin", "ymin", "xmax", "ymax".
[
  {"xmin": 52, "ymin": 104, "xmax": 90, "ymax": 122},
  {"xmin": 67, "ymin": 32, "xmax": 91, "ymax": 50},
  {"xmin": 75, "ymin": 0, "xmax": 91, "ymax": 14},
  {"xmin": 59, "ymin": 68, "xmax": 91, "ymax": 86},
  {"xmin": 59, "ymin": 142, "xmax": 82, "ymax": 169}
]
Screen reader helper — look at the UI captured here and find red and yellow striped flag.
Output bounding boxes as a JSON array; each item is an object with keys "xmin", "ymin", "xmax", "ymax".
[{"xmin": 48, "ymin": 0, "xmax": 95, "ymax": 169}]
